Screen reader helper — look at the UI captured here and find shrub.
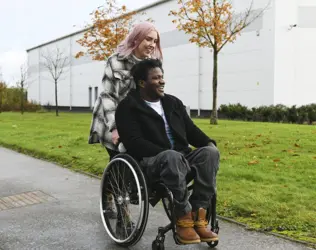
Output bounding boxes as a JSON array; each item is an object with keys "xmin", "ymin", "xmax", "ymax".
[
  {"xmin": 218, "ymin": 103, "xmax": 252, "ymax": 121},
  {"xmin": 219, "ymin": 103, "xmax": 316, "ymax": 124},
  {"xmin": 0, "ymin": 87, "xmax": 41, "ymax": 112}
]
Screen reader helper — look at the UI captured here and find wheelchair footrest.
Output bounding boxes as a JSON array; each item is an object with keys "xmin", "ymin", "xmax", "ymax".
[{"xmin": 158, "ymin": 224, "xmax": 173, "ymax": 236}]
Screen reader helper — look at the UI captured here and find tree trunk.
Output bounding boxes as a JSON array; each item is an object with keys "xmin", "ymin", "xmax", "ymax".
[
  {"xmin": 20, "ymin": 88, "xmax": 24, "ymax": 114},
  {"xmin": 210, "ymin": 50, "xmax": 218, "ymax": 125},
  {"xmin": 55, "ymin": 80, "xmax": 59, "ymax": 116}
]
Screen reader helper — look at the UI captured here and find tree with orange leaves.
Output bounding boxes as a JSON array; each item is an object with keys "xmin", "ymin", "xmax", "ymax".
[
  {"xmin": 75, "ymin": 0, "xmax": 150, "ymax": 61},
  {"xmin": 169, "ymin": 0, "xmax": 268, "ymax": 124}
]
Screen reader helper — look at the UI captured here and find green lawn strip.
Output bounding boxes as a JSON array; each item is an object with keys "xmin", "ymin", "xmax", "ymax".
[
  {"xmin": 0, "ymin": 112, "xmax": 315, "ymax": 243},
  {"xmin": 0, "ymin": 112, "xmax": 108, "ymax": 176}
]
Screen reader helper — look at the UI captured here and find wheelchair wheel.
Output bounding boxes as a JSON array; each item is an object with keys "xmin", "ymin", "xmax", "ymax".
[
  {"xmin": 100, "ymin": 154, "xmax": 149, "ymax": 247},
  {"xmin": 162, "ymin": 197, "xmax": 172, "ymax": 221}
]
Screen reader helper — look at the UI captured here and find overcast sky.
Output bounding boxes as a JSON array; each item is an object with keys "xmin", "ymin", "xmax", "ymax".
[{"xmin": 0, "ymin": 0, "xmax": 157, "ymax": 83}]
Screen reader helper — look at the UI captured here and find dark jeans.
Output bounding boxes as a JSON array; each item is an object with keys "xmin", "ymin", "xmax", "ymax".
[{"xmin": 141, "ymin": 146, "xmax": 220, "ymax": 218}]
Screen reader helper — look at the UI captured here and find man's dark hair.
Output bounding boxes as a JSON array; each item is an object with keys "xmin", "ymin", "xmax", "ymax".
[{"xmin": 130, "ymin": 59, "xmax": 163, "ymax": 90}]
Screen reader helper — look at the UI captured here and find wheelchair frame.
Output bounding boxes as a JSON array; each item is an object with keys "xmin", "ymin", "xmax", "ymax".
[{"xmin": 100, "ymin": 153, "xmax": 219, "ymax": 250}]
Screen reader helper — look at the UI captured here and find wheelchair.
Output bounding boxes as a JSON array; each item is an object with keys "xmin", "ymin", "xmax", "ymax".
[{"xmin": 100, "ymin": 151, "xmax": 219, "ymax": 250}]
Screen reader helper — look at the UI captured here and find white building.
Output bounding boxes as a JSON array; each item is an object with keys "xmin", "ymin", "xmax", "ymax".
[{"xmin": 27, "ymin": 0, "xmax": 316, "ymax": 115}]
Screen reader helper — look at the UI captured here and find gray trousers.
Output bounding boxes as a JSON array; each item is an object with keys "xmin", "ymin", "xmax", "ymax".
[{"xmin": 141, "ymin": 146, "xmax": 220, "ymax": 218}]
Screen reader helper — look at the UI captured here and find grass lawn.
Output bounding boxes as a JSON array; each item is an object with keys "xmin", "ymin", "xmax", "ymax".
[{"xmin": 0, "ymin": 111, "xmax": 315, "ymax": 244}]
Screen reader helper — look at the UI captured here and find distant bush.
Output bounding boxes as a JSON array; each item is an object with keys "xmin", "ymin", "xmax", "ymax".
[
  {"xmin": 0, "ymin": 87, "xmax": 41, "ymax": 112},
  {"xmin": 219, "ymin": 103, "xmax": 316, "ymax": 124}
]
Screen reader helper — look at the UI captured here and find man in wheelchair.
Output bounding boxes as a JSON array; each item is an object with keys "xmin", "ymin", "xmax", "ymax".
[{"xmin": 115, "ymin": 59, "xmax": 220, "ymax": 244}]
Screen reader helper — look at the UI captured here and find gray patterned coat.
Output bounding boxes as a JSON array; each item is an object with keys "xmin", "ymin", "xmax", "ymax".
[{"xmin": 88, "ymin": 52, "xmax": 141, "ymax": 150}]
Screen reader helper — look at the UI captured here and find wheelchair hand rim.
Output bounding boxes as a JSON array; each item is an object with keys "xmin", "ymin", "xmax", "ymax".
[{"xmin": 100, "ymin": 157, "xmax": 143, "ymax": 244}]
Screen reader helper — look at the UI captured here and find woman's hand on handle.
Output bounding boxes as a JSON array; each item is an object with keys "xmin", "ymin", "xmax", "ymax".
[{"xmin": 111, "ymin": 129, "xmax": 120, "ymax": 145}]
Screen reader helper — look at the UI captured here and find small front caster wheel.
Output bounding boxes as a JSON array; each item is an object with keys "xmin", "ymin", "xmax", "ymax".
[
  {"xmin": 152, "ymin": 239, "xmax": 165, "ymax": 250},
  {"xmin": 207, "ymin": 240, "xmax": 219, "ymax": 248}
]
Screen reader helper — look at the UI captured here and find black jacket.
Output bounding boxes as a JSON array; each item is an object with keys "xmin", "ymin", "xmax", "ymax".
[{"xmin": 115, "ymin": 89, "xmax": 216, "ymax": 160}]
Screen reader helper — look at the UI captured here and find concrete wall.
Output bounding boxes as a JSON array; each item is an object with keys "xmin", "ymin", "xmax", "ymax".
[
  {"xmin": 273, "ymin": 0, "xmax": 298, "ymax": 106},
  {"xmin": 27, "ymin": 49, "xmax": 40, "ymax": 103},
  {"xmin": 273, "ymin": 0, "xmax": 316, "ymax": 106},
  {"xmin": 293, "ymin": 0, "xmax": 316, "ymax": 105},
  {"xmin": 69, "ymin": 33, "xmax": 104, "ymax": 108}
]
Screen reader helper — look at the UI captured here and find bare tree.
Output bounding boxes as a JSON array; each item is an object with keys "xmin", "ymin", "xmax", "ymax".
[
  {"xmin": 0, "ymin": 81, "xmax": 7, "ymax": 113},
  {"xmin": 0, "ymin": 66, "xmax": 3, "ymax": 82},
  {"xmin": 16, "ymin": 64, "xmax": 29, "ymax": 114},
  {"xmin": 0, "ymin": 67, "xmax": 5, "ymax": 113},
  {"xmin": 41, "ymin": 47, "xmax": 69, "ymax": 116}
]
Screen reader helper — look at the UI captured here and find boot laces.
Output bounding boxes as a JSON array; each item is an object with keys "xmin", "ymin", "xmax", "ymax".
[
  {"xmin": 195, "ymin": 219, "xmax": 208, "ymax": 228},
  {"xmin": 176, "ymin": 220, "xmax": 194, "ymax": 228}
]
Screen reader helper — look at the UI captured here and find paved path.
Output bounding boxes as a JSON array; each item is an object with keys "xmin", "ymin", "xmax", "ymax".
[{"xmin": 0, "ymin": 147, "xmax": 312, "ymax": 250}]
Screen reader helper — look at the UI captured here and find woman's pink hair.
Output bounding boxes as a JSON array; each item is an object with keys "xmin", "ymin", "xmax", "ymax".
[{"xmin": 116, "ymin": 21, "xmax": 163, "ymax": 60}]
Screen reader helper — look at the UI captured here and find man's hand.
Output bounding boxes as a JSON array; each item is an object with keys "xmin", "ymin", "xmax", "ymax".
[{"xmin": 111, "ymin": 129, "xmax": 120, "ymax": 145}]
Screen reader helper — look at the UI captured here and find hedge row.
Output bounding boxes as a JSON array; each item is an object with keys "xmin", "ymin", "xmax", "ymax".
[
  {"xmin": 0, "ymin": 87, "xmax": 41, "ymax": 112},
  {"xmin": 219, "ymin": 103, "xmax": 316, "ymax": 124},
  {"xmin": 0, "ymin": 101, "xmax": 42, "ymax": 112}
]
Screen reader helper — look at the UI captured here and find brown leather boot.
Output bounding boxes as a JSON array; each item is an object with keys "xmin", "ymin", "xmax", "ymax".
[
  {"xmin": 192, "ymin": 208, "xmax": 218, "ymax": 242},
  {"xmin": 176, "ymin": 212, "xmax": 201, "ymax": 244}
]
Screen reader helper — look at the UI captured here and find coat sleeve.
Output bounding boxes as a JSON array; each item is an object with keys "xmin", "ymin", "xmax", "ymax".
[
  {"xmin": 101, "ymin": 58, "xmax": 120, "ymax": 132},
  {"xmin": 178, "ymin": 99, "xmax": 217, "ymax": 147},
  {"xmin": 88, "ymin": 95, "xmax": 104, "ymax": 144},
  {"xmin": 115, "ymin": 99, "xmax": 168, "ymax": 159}
]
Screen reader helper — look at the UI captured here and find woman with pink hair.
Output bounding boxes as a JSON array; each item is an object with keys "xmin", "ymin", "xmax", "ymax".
[
  {"xmin": 116, "ymin": 21, "xmax": 163, "ymax": 60},
  {"xmin": 88, "ymin": 21, "xmax": 163, "ymax": 217}
]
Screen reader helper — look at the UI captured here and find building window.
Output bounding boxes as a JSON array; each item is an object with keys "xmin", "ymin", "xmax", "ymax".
[
  {"xmin": 94, "ymin": 86, "xmax": 98, "ymax": 102},
  {"xmin": 89, "ymin": 87, "xmax": 92, "ymax": 108}
]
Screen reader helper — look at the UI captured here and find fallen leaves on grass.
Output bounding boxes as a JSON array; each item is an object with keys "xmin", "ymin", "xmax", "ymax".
[
  {"xmin": 248, "ymin": 160, "xmax": 259, "ymax": 165},
  {"xmin": 294, "ymin": 143, "xmax": 300, "ymax": 148},
  {"xmin": 281, "ymin": 149, "xmax": 295, "ymax": 153},
  {"xmin": 273, "ymin": 158, "xmax": 280, "ymax": 162},
  {"xmin": 245, "ymin": 143, "xmax": 260, "ymax": 148},
  {"xmin": 281, "ymin": 149, "xmax": 300, "ymax": 156},
  {"xmin": 262, "ymin": 139, "xmax": 272, "ymax": 144}
]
